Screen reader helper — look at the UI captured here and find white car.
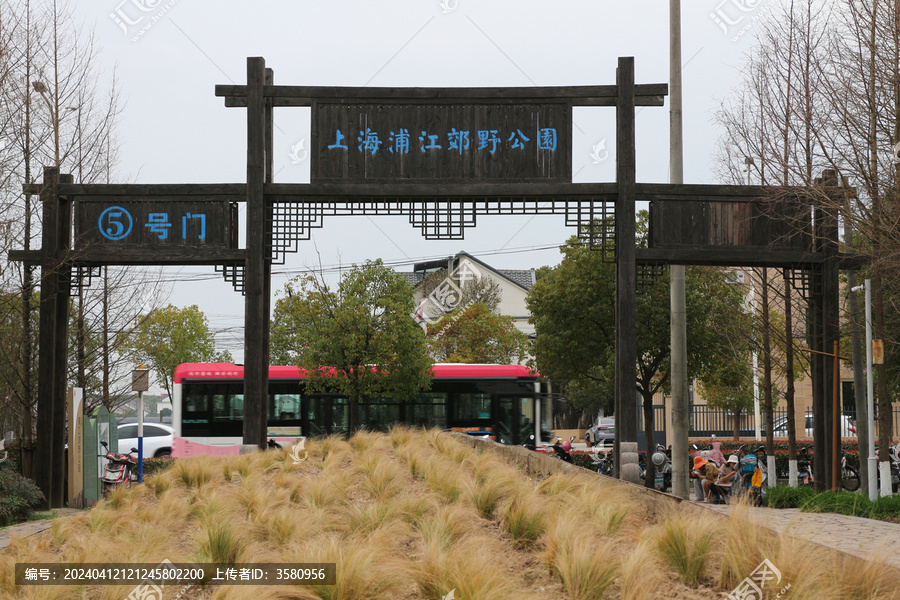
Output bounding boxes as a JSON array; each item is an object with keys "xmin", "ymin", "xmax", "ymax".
[
  {"xmin": 117, "ymin": 423, "xmax": 173, "ymax": 457},
  {"xmin": 770, "ymin": 415, "xmax": 856, "ymax": 437}
]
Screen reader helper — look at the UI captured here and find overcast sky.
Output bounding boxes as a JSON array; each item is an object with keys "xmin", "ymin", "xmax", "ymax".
[{"xmin": 72, "ymin": 0, "xmax": 768, "ymax": 361}]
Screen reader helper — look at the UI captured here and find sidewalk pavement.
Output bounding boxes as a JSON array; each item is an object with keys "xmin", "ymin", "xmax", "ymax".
[
  {"xmin": 701, "ymin": 503, "xmax": 900, "ymax": 572},
  {"xmin": 0, "ymin": 509, "xmax": 84, "ymax": 551}
]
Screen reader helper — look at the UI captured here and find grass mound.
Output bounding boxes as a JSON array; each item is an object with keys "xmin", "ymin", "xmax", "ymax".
[{"xmin": 1, "ymin": 428, "xmax": 896, "ymax": 600}]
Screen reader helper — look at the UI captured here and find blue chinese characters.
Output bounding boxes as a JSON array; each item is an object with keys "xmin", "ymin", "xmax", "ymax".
[
  {"xmin": 97, "ymin": 207, "xmax": 209, "ymax": 242},
  {"xmin": 328, "ymin": 126, "xmax": 558, "ymax": 156}
]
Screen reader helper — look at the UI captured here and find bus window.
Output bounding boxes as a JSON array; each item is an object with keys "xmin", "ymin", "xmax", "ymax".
[
  {"xmin": 269, "ymin": 394, "xmax": 301, "ymax": 436},
  {"xmin": 542, "ymin": 396, "xmax": 553, "ymax": 435},
  {"xmin": 183, "ymin": 385, "xmax": 211, "ymax": 436},
  {"xmin": 306, "ymin": 396, "xmax": 348, "ymax": 436},
  {"xmin": 411, "ymin": 393, "xmax": 446, "ymax": 428},
  {"xmin": 331, "ymin": 397, "xmax": 349, "ymax": 434},
  {"xmin": 230, "ymin": 394, "xmax": 243, "ymax": 419},
  {"xmin": 271, "ymin": 394, "xmax": 301, "ymax": 421},
  {"xmin": 359, "ymin": 398, "xmax": 399, "ymax": 432},
  {"xmin": 519, "ymin": 397, "xmax": 535, "ymax": 443},
  {"xmin": 212, "ymin": 392, "xmax": 229, "ymax": 421},
  {"xmin": 454, "ymin": 393, "xmax": 492, "ymax": 421}
]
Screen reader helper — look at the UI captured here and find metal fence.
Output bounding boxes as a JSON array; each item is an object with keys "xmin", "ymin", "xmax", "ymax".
[
  {"xmin": 825, "ymin": 408, "xmax": 900, "ymax": 438},
  {"xmin": 689, "ymin": 405, "xmax": 787, "ymax": 438},
  {"xmin": 687, "ymin": 404, "xmax": 900, "ymax": 438}
]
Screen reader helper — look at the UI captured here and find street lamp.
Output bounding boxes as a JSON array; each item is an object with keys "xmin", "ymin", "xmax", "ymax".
[
  {"xmin": 31, "ymin": 81, "xmax": 75, "ymax": 167},
  {"xmin": 851, "ymin": 280, "xmax": 877, "ymax": 501}
]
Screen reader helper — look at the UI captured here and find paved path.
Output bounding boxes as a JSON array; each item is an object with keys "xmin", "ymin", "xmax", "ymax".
[
  {"xmin": 701, "ymin": 503, "xmax": 900, "ymax": 571},
  {"xmin": 0, "ymin": 509, "xmax": 84, "ymax": 551}
]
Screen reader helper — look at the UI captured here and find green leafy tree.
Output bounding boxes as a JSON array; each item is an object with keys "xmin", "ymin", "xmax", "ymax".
[
  {"xmin": 427, "ymin": 303, "xmax": 529, "ymax": 364},
  {"xmin": 272, "ymin": 260, "xmax": 432, "ymax": 432},
  {"xmin": 125, "ymin": 305, "xmax": 231, "ymax": 400},
  {"xmin": 527, "ymin": 232, "xmax": 753, "ymax": 482}
]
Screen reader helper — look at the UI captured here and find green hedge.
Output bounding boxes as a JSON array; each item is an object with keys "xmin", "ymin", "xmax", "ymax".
[
  {"xmin": 0, "ymin": 463, "xmax": 45, "ymax": 526},
  {"xmin": 765, "ymin": 485, "xmax": 900, "ymax": 520},
  {"xmin": 141, "ymin": 457, "xmax": 176, "ymax": 476}
]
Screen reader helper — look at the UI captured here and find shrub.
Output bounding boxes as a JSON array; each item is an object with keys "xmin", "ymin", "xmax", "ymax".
[
  {"xmin": 0, "ymin": 467, "xmax": 45, "ymax": 526},
  {"xmin": 871, "ymin": 494, "xmax": 900, "ymax": 519},
  {"xmin": 142, "ymin": 457, "xmax": 176, "ymax": 476},
  {"xmin": 765, "ymin": 486, "xmax": 900, "ymax": 521},
  {"xmin": 764, "ymin": 484, "xmax": 816, "ymax": 508}
]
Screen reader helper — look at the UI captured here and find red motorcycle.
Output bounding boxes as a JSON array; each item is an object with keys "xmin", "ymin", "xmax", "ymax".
[{"xmin": 99, "ymin": 441, "xmax": 138, "ymax": 496}]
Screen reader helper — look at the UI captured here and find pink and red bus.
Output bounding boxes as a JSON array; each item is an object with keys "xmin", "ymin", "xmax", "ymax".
[{"xmin": 173, "ymin": 363, "xmax": 556, "ymax": 448}]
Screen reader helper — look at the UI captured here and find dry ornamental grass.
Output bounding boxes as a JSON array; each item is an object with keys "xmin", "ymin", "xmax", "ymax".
[{"xmin": 1, "ymin": 427, "xmax": 898, "ymax": 599}]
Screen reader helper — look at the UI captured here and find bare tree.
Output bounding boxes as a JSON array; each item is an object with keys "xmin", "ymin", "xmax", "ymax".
[
  {"xmin": 0, "ymin": 0, "xmax": 169, "ymax": 474},
  {"xmin": 714, "ymin": 0, "xmax": 900, "ymax": 485}
]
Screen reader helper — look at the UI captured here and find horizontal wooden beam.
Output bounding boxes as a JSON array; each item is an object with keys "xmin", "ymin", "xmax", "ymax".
[
  {"xmin": 635, "ymin": 247, "xmax": 870, "ymax": 268},
  {"xmin": 215, "ymin": 83, "xmax": 668, "ymax": 108},
  {"xmin": 635, "ymin": 182, "xmax": 796, "ymax": 200},
  {"xmin": 23, "ymin": 183, "xmax": 247, "ymax": 196},
  {"xmin": 19, "ymin": 180, "xmax": 806, "ymax": 202},
  {"xmin": 224, "ymin": 96, "xmax": 666, "ymax": 108},
  {"xmin": 265, "ymin": 181, "xmax": 619, "ymax": 198},
  {"xmin": 10, "ymin": 248, "xmax": 245, "ymax": 266}
]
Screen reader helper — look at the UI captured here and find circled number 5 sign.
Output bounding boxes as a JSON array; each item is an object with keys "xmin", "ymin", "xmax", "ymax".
[{"xmin": 98, "ymin": 206, "xmax": 134, "ymax": 241}]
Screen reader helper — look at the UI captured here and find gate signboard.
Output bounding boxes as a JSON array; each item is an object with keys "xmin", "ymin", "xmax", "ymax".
[{"xmin": 312, "ymin": 103, "xmax": 570, "ymax": 182}]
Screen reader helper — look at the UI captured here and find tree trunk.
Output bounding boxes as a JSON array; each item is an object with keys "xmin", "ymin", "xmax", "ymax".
[
  {"xmin": 873, "ymin": 269, "xmax": 891, "ymax": 468},
  {"xmin": 846, "ymin": 268, "xmax": 868, "ymax": 493},
  {"xmin": 762, "ymin": 268, "xmax": 774, "ymax": 457},
  {"xmin": 783, "ymin": 270, "xmax": 797, "ymax": 463},
  {"xmin": 733, "ymin": 407, "xmax": 741, "ymax": 440}
]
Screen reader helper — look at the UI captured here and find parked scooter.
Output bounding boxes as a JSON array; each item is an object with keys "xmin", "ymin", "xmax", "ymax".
[
  {"xmin": 98, "ymin": 441, "xmax": 138, "ymax": 497},
  {"xmin": 589, "ymin": 439, "xmax": 614, "ymax": 475},
  {"xmin": 650, "ymin": 444, "xmax": 672, "ymax": 492},
  {"xmin": 874, "ymin": 442, "xmax": 900, "ymax": 493},
  {"xmin": 549, "ymin": 436, "xmax": 576, "ymax": 463},
  {"xmin": 797, "ymin": 445, "xmax": 814, "ymax": 485},
  {"xmin": 734, "ymin": 444, "xmax": 767, "ymax": 506}
]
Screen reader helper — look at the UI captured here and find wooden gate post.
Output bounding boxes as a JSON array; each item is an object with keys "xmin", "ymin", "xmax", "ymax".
[
  {"xmin": 615, "ymin": 57, "xmax": 639, "ymax": 481},
  {"xmin": 35, "ymin": 167, "xmax": 73, "ymax": 508},
  {"xmin": 243, "ymin": 57, "xmax": 269, "ymax": 448}
]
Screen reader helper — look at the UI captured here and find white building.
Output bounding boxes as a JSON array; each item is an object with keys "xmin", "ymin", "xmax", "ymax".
[{"xmin": 400, "ymin": 251, "xmax": 536, "ymax": 339}]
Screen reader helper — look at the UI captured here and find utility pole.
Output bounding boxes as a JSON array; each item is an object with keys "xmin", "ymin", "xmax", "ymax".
[{"xmin": 669, "ymin": 0, "xmax": 689, "ymax": 500}]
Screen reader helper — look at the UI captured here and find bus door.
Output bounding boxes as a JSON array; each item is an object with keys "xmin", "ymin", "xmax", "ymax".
[
  {"xmin": 305, "ymin": 395, "xmax": 349, "ymax": 436},
  {"xmin": 495, "ymin": 396, "xmax": 538, "ymax": 446}
]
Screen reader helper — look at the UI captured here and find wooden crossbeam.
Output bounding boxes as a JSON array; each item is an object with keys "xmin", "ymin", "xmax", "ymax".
[{"xmin": 215, "ymin": 84, "xmax": 668, "ymax": 108}]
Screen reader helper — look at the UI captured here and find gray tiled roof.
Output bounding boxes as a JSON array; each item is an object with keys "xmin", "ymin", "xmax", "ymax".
[
  {"xmin": 398, "ymin": 258, "xmax": 535, "ymax": 291},
  {"xmin": 399, "ymin": 272, "xmax": 424, "ymax": 287},
  {"xmin": 500, "ymin": 270, "xmax": 535, "ymax": 290}
]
